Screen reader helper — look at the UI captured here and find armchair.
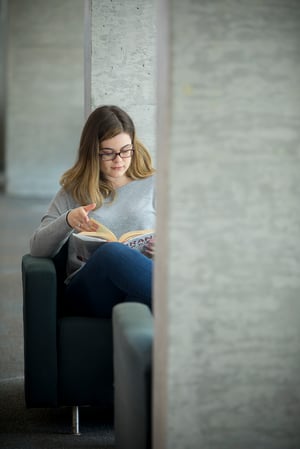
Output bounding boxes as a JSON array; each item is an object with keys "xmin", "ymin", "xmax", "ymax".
[
  {"xmin": 113, "ymin": 302, "xmax": 153, "ymax": 449},
  {"xmin": 21, "ymin": 243, "xmax": 114, "ymax": 433}
]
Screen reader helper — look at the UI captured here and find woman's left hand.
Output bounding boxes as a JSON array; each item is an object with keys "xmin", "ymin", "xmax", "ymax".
[{"xmin": 143, "ymin": 238, "xmax": 155, "ymax": 258}]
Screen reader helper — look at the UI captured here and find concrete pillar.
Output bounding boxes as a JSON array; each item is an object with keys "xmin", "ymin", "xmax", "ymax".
[
  {"xmin": 0, "ymin": 0, "xmax": 7, "ymax": 187},
  {"xmin": 6, "ymin": 0, "xmax": 84, "ymax": 196},
  {"xmin": 86, "ymin": 0, "xmax": 156, "ymax": 158},
  {"xmin": 153, "ymin": 1, "xmax": 300, "ymax": 448}
]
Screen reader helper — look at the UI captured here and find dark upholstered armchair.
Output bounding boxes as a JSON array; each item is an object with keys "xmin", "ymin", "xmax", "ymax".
[
  {"xmin": 21, "ymin": 243, "xmax": 114, "ymax": 433},
  {"xmin": 113, "ymin": 302, "xmax": 153, "ymax": 449}
]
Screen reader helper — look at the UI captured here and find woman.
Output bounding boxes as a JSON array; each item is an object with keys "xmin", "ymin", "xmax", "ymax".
[{"xmin": 30, "ymin": 105, "xmax": 155, "ymax": 318}]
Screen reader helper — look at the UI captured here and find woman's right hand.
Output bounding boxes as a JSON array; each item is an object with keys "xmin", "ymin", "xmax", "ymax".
[{"xmin": 66, "ymin": 203, "xmax": 98, "ymax": 232}]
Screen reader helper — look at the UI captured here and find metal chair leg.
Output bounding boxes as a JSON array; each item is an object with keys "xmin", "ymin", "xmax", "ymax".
[{"xmin": 72, "ymin": 405, "xmax": 80, "ymax": 435}]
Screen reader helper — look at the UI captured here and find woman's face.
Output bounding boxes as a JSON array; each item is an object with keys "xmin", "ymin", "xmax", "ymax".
[{"xmin": 99, "ymin": 132, "xmax": 133, "ymax": 183}]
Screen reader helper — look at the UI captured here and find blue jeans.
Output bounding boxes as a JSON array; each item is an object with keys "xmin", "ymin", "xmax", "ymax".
[{"xmin": 65, "ymin": 242, "xmax": 153, "ymax": 318}]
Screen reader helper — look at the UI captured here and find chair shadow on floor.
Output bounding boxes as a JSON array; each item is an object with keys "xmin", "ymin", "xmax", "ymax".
[{"xmin": 0, "ymin": 378, "xmax": 115, "ymax": 449}]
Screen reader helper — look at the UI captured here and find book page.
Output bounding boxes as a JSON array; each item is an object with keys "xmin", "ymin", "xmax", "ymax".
[
  {"xmin": 73, "ymin": 233, "xmax": 108, "ymax": 243},
  {"xmin": 88, "ymin": 218, "xmax": 117, "ymax": 241}
]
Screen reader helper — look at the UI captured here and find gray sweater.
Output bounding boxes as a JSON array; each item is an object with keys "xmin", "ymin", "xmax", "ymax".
[{"xmin": 30, "ymin": 176, "xmax": 156, "ymax": 280}]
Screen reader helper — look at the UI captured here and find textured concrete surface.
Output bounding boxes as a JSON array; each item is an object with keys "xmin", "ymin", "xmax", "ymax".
[
  {"xmin": 90, "ymin": 0, "xmax": 156, "ymax": 161},
  {"xmin": 154, "ymin": 1, "xmax": 300, "ymax": 448}
]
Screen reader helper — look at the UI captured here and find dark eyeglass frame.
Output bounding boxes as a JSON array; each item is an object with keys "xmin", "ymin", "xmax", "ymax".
[{"xmin": 98, "ymin": 146, "xmax": 135, "ymax": 161}]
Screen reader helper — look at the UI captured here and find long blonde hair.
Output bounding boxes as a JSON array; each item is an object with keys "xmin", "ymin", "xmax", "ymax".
[{"xmin": 60, "ymin": 105, "xmax": 155, "ymax": 208}]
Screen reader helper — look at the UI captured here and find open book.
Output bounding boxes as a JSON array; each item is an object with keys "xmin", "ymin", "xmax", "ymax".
[{"xmin": 72, "ymin": 218, "xmax": 155, "ymax": 262}]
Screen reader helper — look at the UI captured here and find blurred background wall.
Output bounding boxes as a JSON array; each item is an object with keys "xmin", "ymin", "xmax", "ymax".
[
  {"xmin": 1, "ymin": 0, "xmax": 156, "ymax": 197},
  {"xmin": 3, "ymin": 0, "xmax": 85, "ymax": 197}
]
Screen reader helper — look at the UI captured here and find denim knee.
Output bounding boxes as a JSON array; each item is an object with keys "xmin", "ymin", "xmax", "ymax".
[{"xmin": 94, "ymin": 241, "xmax": 128, "ymax": 258}]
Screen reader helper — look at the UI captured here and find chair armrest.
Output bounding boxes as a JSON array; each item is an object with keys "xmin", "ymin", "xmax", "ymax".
[
  {"xmin": 22, "ymin": 254, "xmax": 58, "ymax": 406},
  {"xmin": 113, "ymin": 302, "xmax": 153, "ymax": 449}
]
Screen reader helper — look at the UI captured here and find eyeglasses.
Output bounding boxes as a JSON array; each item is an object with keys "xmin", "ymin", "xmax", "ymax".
[{"xmin": 98, "ymin": 146, "xmax": 134, "ymax": 161}]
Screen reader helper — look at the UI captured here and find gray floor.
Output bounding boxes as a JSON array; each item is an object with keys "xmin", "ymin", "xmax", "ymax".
[{"xmin": 0, "ymin": 194, "xmax": 114, "ymax": 448}]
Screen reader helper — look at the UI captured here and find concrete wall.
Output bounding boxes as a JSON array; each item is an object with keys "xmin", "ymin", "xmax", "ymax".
[
  {"xmin": 154, "ymin": 1, "xmax": 300, "ymax": 448},
  {"xmin": 87, "ymin": 0, "xmax": 156, "ymax": 159},
  {"xmin": 5, "ymin": 0, "xmax": 84, "ymax": 196},
  {"xmin": 5, "ymin": 0, "xmax": 156, "ymax": 196}
]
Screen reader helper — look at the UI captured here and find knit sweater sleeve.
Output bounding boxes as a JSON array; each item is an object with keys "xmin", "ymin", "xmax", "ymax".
[{"xmin": 30, "ymin": 188, "xmax": 76, "ymax": 258}]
